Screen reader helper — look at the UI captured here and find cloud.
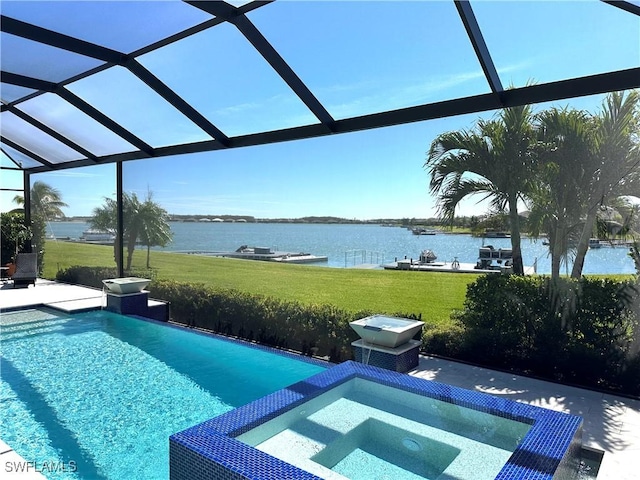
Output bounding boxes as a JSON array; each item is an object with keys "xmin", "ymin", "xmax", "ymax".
[
  {"xmin": 43, "ymin": 171, "xmax": 103, "ymax": 178},
  {"xmin": 326, "ymin": 69, "xmax": 488, "ymax": 119}
]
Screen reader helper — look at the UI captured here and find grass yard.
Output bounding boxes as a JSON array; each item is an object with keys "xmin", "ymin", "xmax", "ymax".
[{"xmin": 43, "ymin": 240, "xmax": 477, "ymax": 327}]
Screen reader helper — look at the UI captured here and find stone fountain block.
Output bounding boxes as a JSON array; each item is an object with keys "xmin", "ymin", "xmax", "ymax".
[
  {"xmin": 351, "ymin": 339, "xmax": 421, "ymax": 373},
  {"xmin": 106, "ymin": 291, "xmax": 150, "ymax": 317}
]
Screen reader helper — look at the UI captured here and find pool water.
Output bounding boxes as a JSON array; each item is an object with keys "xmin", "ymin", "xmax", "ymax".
[
  {"xmin": 238, "ymin": 378, "xmax": 532, "ymax": 480},
  {"xmin": 0, "ymin": 308, "xmax": 325, "ymax": 480}
]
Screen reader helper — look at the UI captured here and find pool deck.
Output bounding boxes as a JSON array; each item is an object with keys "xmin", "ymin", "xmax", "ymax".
[
  {"xmin": 1, "ymin": 279, "xmax": 639, "ymax": 479},
  {"xmin": 0, "ymin": 278, "xmax": 104, "ymax": 312},
  {"xmin": 409, "ymin": 357, "xmax": 640, "ymax": 480}
]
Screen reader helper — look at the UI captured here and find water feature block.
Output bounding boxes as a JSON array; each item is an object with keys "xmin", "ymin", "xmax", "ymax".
[
  {"xmin": 102, "ymin": 277, "xmax": 151, "ymax": 294},
  {"xmin": 352, "ymin": 339, "xmax": 421, "ymax": 373},
  {"xmin": 349, "ymin": 315, "xmax": 424, "ymax": 348},
  {"xmin": 147, "ymin": 300, "xmax": 170, "ymax": 322},
  {"xmin": 106, "ymin": 291, "xmax": 150, "ymax": 317}
]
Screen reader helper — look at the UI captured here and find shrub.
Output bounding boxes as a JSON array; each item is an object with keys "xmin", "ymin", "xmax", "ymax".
[
  {"xmin": 147, "ymin": 279, "xmax": 365, "ymax": 362},
  {"xmin": 1, "ymin": 211, "xmax": 32, "ymax": 265},
  {"xmin": 422, "ymin": 320, "xmax": 465, "ymax": 357},
  {"xmin": 454, "ymin": 274, "xmax": 640, "ymax": 393},
  {"xmin": 56, "ymin": 265, "xmax": 157, "ymax": 289}
]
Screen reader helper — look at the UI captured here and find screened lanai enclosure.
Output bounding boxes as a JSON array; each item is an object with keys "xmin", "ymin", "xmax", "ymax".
[{"xmin": 1, "ymin": 0, "xmax": 639, "ymax": 275}]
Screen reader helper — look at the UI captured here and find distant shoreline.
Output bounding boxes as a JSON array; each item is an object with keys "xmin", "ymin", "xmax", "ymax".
[{"xmin": 53, "ymin": 215, "xmax": 443, "ymax": 226}]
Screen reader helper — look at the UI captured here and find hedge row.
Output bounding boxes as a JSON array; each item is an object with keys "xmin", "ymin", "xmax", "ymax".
[
  {"xmin": 440, "ymin": 275, "xmax": 640, "ymax": 395},
  {"xmin": 148, "ymin": 280, "xmax": 372, "ymax": 362},
  {"xmin": 56, "ymin": 265, "xmax": 156, "ymax": 289}
]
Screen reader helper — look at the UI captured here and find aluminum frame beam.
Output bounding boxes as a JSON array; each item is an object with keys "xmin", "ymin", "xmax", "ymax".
[
  {"xmin": 2, "ymin": 1, "xmax": 639, "ymax": 174},
  {"xmin": 22, "ymin": 66, "xmax": 640, "ymax": 174},
  {"xmin": 455, "ymin": 1, "xmax": 504, "ymax": 99},
  {"xmin": 187, "ymin": 1, "xmax": 336, "ymax": 131}
]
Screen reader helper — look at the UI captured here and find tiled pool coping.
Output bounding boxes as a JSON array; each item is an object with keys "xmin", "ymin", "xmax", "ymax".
[{"xmin": 170, "ymin": 361, "xmax": 583, "ymax": 480}]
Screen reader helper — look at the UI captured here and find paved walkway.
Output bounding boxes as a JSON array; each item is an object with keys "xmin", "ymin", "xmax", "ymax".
[
  {"xmin": 0, "ymin": 279, "xmax": 104, "ymax": 312},
  {"xmin": 2, "ymin": 280, "xmax": 639, "ymax": 479},
  {"xmin": 409, "ymin": 356, "xmax": 640, "ymax": 480}
]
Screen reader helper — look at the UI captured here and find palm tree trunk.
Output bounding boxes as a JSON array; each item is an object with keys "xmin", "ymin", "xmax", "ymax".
[
  {"xmin": 508, "ymin": 196, "xmax": 524, "ymax": 275},
  {"xmin": 113, "ymin": 236, "xmax": 121, "ymax": 268},
  {"xmin": 571, "ymin": 208, "xmax": 598, "ymax": 278},
  {"xmin": 126, "ymin": 230, "xmax": 137, "ymax": 271},
  {"xmin": 146, "ymin": 246, "xmax": 151, "ymax": 269},
  {"xmin": 551, "ymin": 226, "xmax": 563, "ymax": 279}
]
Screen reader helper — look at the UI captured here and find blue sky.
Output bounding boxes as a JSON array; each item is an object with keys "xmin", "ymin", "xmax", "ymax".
[{"xmin": 2, "ymin": 1, "xmax": 639, "ymax": 219}]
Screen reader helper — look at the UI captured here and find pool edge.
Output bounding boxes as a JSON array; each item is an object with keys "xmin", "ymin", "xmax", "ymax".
[{"xmin": 170, "ymin": 361, "xmax": 583, "ymax": 480}]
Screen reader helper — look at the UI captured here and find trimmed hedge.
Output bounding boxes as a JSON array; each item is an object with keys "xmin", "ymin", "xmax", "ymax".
[
  {"xmin": 445, "ymin": 274, "xmax": 640, "ymax": 395},
  {"xmin": 56, "ymin": 265, "xmax": 156, "ymax": 289},
  {"xmin": 147, "ymin": 280, "xmax": 367, "ymax": 362}
]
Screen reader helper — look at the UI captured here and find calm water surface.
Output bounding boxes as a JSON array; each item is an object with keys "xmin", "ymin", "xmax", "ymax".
[
  {"xmin": 47, "ymin": 221, "xmax": 636, "ymax": 275},
  {"xmin": 0, "ymin": 308, "xmax": 325, "ymax": 480}
]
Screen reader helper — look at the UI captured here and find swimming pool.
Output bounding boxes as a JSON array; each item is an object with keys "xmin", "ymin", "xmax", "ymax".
[
  {"xmin": 0, "ymin": 307, "xmax": 326, "ymax": 480},
  {"xmin": 238, "ymin": 378, "xmax": 532, "ymax": 479}
]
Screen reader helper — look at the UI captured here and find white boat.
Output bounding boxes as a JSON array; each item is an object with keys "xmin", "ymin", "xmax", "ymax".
[
  {"xmin": 411, "ymin": 228, "xmax": 437, "ymax": 235},
  {"xmin": 209, "ymin": 245, "xmax": 328, "ymax": 264},
  {"xmin": 477, "ymin": 245, "xmax": 513, "ymax": 270},
  {"xmin": 419, "ymin": 249, "xmax": 437, "ymax": 263},
  {"xmin": 81, "ymin": 229, "xmax": 115, "ymax": 243},
  {"xmin": 589, "ymin": 238, "xmax": 602, "ymax": 249},
  {"xmin": 383, "ymin": 246, "xmax": 535, "ymax": 273}
]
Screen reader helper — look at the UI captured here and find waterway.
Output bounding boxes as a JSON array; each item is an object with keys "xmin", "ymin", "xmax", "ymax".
[{"xmin": 45, "ymin": 221, "xmax": 636, "ymax": 275}]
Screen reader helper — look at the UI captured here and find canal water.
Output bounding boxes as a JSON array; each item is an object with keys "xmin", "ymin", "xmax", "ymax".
[{"xmin": 46, "ymin": 221, "xmax": 636, "ymax": 275}]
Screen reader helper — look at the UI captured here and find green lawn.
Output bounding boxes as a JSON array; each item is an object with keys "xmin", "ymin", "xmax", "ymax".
[{"xmin": 43, "ymin": 240, "xmax": 479, "ymax": 327}]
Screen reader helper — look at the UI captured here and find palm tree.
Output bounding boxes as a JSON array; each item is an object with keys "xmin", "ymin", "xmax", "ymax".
[
  {"xmin": 571, "ymin": 90, "xmax": 639, "ymax": 278},
  {"xmin": 13, "ymin": 180, "xmax": 68, "ymax": 219},
  {"xmin": 90, "ymin": 193, "xmax": 141, "ymax": 270},
  {"xmin": 12, "ymin": 181, "xmax": 67, "ymax": 268},
  {"xmin": 138, "ymin": 193, "xmax": 173, "ymax": 268},
  {"xmin": 89, "ymin": 195, "xmax": 120, "ymax": 264},
  {"xmin": 529, "ymin": 107, "xmax": 596, "ymax": 278},
  {"xmin": 426, "ymin": 104, "xmax": 537, "ymax": 275},
  {"xmin": 90, "ymin": 192, "xmax": 172, "ymax": 270}
]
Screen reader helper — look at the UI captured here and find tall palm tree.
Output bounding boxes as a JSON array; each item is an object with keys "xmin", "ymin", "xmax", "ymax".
[
  {"xmin": 138, "ymin": 193, "xmax": 173, "ymax": 268},
  {"xmin": 13, "ymin": 180, "xmax": 68, "ymax": 219},
  {"xmin": 529, "ymin": 107, "xmax": 596, "ymax": 278},
  {"xmin": 426, "ymin": 105, "xmax": 537, "ymax": 275},
  {"xmin": 90, "ymin": 193, "xmax": 141, "ymax": 270},
  {"xmin": 90, "ymin": 195, "xmax": 120, "ymax": 266},
  {"xmin": 90, "ymin": 192, "xmax": 172, "ymax": 270},
  {"xmin": 571, "ymin": 90, "xmax": 639, "ymax": 278}
]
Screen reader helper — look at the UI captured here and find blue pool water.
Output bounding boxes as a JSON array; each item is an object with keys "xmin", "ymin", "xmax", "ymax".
[
  {"xmin": 238, "ymin": 378, "xmax": 532, "ymax": 480},
  {"xmin": 0, "ymin": 308, "xmax": 326, "ymax": 480}
]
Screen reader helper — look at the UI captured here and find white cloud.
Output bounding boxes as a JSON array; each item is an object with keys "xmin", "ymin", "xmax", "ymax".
[{"xmin": 44, "ymin": 171, "xmax": 103, "ymax": 178}]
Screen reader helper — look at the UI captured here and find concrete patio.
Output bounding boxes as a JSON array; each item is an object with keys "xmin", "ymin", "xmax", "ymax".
[{"xmin": 1, "ymin": 280, "xmax": 638, "ymax": 479}]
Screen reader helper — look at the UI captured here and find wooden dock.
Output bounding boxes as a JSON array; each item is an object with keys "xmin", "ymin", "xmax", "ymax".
[{"xmin": 383, "ymin": 260, "xmax": 536, "ymax": 275}]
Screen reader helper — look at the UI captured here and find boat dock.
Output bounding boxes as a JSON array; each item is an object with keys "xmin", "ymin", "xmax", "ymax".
[
  {"xmin": 200, "ymin": 246, "xmax": 328, "ymax": 264},
  {"xmin": 383, "ymin": 260, "xmax": 536, "ymax": 275},
  {"xmin": 384, "ymin": 246, "xmax": 536, "ymax": 275}
]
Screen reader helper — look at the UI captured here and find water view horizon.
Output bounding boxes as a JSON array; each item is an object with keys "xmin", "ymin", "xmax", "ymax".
[{"xmin": 46, "ymin": 221, "xmax": 637, "ymax": 275}]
